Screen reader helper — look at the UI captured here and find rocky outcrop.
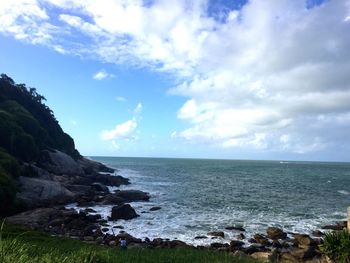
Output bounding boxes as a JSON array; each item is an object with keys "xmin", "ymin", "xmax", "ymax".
[
  {"xmin": 38, "ymin": 150, "xmax": 84, "ymax": 175},
  {"xmin": 207, "ymin": 231, "xmax": 225, "ymax": 238},
  {"xmin": 110, "ymin": 204, "xmax": 139, "ymax": 220},
  {"xmin": 266, "ymin": 226, "xmax": 287, "ymax": 240},
  {"xmin": 16, "ymin": 176, "xmax": 75, "ymax": 208}
]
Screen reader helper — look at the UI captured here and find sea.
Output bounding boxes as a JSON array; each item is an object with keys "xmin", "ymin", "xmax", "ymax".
[{"xmin": 70, "ymin": 157, "xmax": 350, "ymax": 245}]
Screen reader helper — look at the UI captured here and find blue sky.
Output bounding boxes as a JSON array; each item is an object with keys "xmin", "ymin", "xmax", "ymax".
[{"xmin": 1, "ymin": 0, "xmax": 350, "ymax": 162}]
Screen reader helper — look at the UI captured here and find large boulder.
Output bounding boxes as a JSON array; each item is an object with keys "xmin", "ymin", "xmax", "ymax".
[
  {"xmin": 78, "ymin": 157, "xmax": 115, "ymax": 174},
  {"xmin": 38, "ymin": 150, "xmax": 83, "ymax": 175},
  {"xmin": 6, "ymin": 207, "xmax": 62, "ymax": 228},
  {"xmin": 113, "ymin": 190, "xmax": 150, "ymax": 201},
  {"xmin": 110, "ymin": 204, "xmax": 139, "ymax": 220},
  {"xmin": 266, "ymin": 226, "xmax": 287, "ymax": 240},
  {"xmin": 16, "ymin": 176, "xmax": 75, "ymax": 207}
]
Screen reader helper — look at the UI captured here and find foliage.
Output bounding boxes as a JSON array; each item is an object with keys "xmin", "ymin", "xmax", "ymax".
[
  {"xmin": 320, "ymin": 230, "xmax": 350, "ymax": 263},
  {"xmin": 0, "ymin": 223, "xmax": 257, "ymax": 263},
  {"xmin": 0, "ymin": 74, "xmax": 80, "ymax": 160}
]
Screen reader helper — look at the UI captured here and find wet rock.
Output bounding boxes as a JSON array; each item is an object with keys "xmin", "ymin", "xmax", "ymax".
[
  {"xmin": 194, "ymin": 236, "xmax": 207, "ymax": 239},
  {"xmin": 102, "ymin": 194, "xmax": 125, "ymax": 205},
  {"xmin": 225, "ymin": 226, "xmax": 245, "ymax": 231},
  {"xmin": 95, "ymin": 236, "xmax": 104, "ymax": 244},
  {"xmin": 102, "ymin": 228, "xmax": 109, "ymax": 232},
  {"xmin": 321, "ymin": 224, "xmax": 344, "ymax": 231},
  {"xmin": 253, "ymin": 234, "xmax": 271, "ymax": 246},
  {"xmin": 169, "ymin": 240, "xmax": 188, "ymax": 248},
  {"xmin": 243, "ymin": 244, "xmax": 266, "ymax": 255},
  {"xmin": 229, "ymin": 240, "xmax": 244, "ymax": 249},
  {"xmin": 207, "ymin": 231, "xmax": 225, "ymax": 238},
  {"xmin": 113, "ymin": 190, "xmax": 150, "ymax": 201},
  {"xmin": 149, "ymin": 206, "xmax": 161, "ymax": 211},
  {"xmin": 110, "ymin": 204, "xmax": 139, "ymax": 220},
  {"xmin": 113, "ymin": 225, "xmax": 124, "ymax": 229},
  {"xmin": 266, "ymin": 226, "xmax": 287, "ymax": 240},
  {"xmin": 236, "ymin": 233, "xmax": 245, "ymax": 240}
]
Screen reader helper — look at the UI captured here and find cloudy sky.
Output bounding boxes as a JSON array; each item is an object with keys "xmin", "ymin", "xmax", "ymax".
[{"xmin": 1, "ymin": 0, "xmax": 350, "ymax": 162}]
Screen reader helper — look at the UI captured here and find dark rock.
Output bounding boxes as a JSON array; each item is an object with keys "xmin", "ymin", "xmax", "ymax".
[
  {"xmin": 251, "ymin": 252, "xmax": 277, "ymax": 262},
  {"xmin": 225, "ymin": 226, "xmax": 245, "ymax": 231},
  {"xmin": 229, "ymin": 240, "xmax": 244, "ymax": 249},
  {"xmin": 312, "ymin": 230, "xmax": 325, "ymax": 237},
  {"xmin": 149, "ymin": 206, "xmax": 161, "ymax": 211},
  {"xmin": 102, "ymin": 227, "xmax": 109, "ymax": 232},
  {"xmin": 86, "ymin": 214, "xmax": 101, "ymax": 222},
  {"xmin": 6, "ymin": 208, "xmax": 62, "ymax": 229},
  {"xmin": 321, "ymin": 224, "xmax": 344, "ymax": 231},
  {"xmin": 210, "ymin": 242, "xmax": 229, "ymax": 249},
  {"xmin": 243, "ymin": 244, "xmax": 266, "ymax": 255},
  {"xmin": 113, "ymin": 225, "xmax": 124, "ymax": 229},
  {"xmin": 113, "ymin": 190, "xmax": 150, "ymax": 201},
  {"xmin": 110, "ymin": 204, "xmax": 139, "ymax": 220},
  {"xmin": 207, "ymin": 231, "xmax": 225, "ymax": 238},
  {"xmin": 194, "ymin": 236, "xmax": 207, "ymax": 239},
  {"xmin": 169, "ymin": 240, "xmax": 188, "ymax": 248},
  {"xmin": 91, "ymin": 182, "xmax": 109, "ymax": 192},
  {"xmin": 101, "ymin": 194, "xmax": 125, "ymax": 205},
  {"xmin": 78, "ymin": 157, "xmax": 115, "ymax": 174},
  {"xmin": 116, "ymin": 232, "xmax": 142, "ymax": 243},
  {"xmin": 266, "ymin": 226, "xmax": 287, "ymax": 240},
  {"xmin": 83, "ymin": 236, "xmax": 94, "ymax": 241}
]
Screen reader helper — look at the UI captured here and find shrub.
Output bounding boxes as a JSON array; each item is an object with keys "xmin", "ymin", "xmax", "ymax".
[{"xmin": 320, "ymin": 230, "xmax": 350, "ymax": 263}]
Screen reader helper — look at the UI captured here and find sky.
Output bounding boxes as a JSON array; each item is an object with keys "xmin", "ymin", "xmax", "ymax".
[{"xmin": 1, "ymin": 0, "xmax": 350, "ymax": 162}]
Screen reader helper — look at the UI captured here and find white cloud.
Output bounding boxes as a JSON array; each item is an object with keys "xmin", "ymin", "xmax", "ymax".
[
  {"xmin": 116, "ymin": 96, "xmax": 127, "ymax": 102},
  {"xmin": 2, "ymin": 0, "xmax": 350, "ymax": 156},
  {"xmin": 133, "ymin": 103, "xmax": 142, "ymax": 114},
  {"xmin": 93, "ymin": 69, "xmax": 113, "ymax": 80},
  {"xmin": 100, "ymin": 118, "xmax": 137, "ymax": 141}
]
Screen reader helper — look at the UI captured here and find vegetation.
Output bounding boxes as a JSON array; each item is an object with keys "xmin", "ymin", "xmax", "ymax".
[
  {"xmin": 0, "ymin": 74, "xmax": 80, "ymax": 216},
  {"xmin": 0, "ymin": 223, "xmax": 257, "ymax": 263},
  {"xmin": 320, "ymin": 230, "xmax": 350, "ymax": 263}
]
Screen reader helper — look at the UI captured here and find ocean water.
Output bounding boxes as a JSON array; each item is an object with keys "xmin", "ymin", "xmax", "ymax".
[{"xmin": 80, "ymin": 157, "xmax": 350, "ymax": 245}]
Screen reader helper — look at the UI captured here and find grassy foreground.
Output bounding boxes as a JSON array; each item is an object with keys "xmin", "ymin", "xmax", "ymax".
[{"xmin": 0, "ymin": 223, "xmax": 257, "ymax": 263}]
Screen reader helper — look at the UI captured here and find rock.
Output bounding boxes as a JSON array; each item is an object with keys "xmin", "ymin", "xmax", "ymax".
[
  {"xmin": 91, "ymin": 182, "xmax": 109, "ymax": 192},
  {"xmin": 289, "ymin": 246, "xmax": 318, "ymax": 260},
  {"xmin": 78, "ymin": 157, "xmax": 115, "ymax": 174},
  {"xmin": 253, "ymin": 234, "xmax": 271, "ymax": 246},
  {"xmin": 251, "ymin": 252, "xmax": 277, "ymax": 262},
  {"xmin": 6, "ymin": 208, "xmax": 62, "ymax": 228},
  {"xmin": 116, "ymin": 232, "xmax": 142, "ymax": 243},
  {"xmin": 210, "ymin": 243, "xmax": 229, "ymax": 249},
  {"xmin": 169, "ymin": 240, "xmax": 188, "ymax": 248},
  {"xmin": 16, "ymin": 176, "xmax": 75, "ymax": 208},
  {"xmin": 266, "ymin": 226, "xmax": 287, "ymax": 240},
  {"xmin": 280, "ymin": 252, "xmax": 300, "ymax": 263},
  {"xmin": 109, "ymin": 241, "xmax": 116, "ymax": 246},
  {"xmin": 149, "ymin": 206, "xmax": 161, "ymax": 211},
  {"xmin": 95, "ymin": 236, "xmax": 104, "ymax": 244},
  {"xmin": 229, "ymin": 240, "xmax": 244, "ymax": 249},
  {"xmin": 110, "ymin": 204, "xmax": 139, "ymax": 220},
  {"xmin": 243, "ymin": 244, "xmax": 266, "ymax": 255},
  {"xmin": 38, "ymin": 150, "xmax": 83, "ymax": 175},
  {"xmin": 207, "ymin": 231, "xmax": 225, "ymax": 238},
  {"xmin": 293, "ymin": 234, "xmax": 316, "ymax": 247},
  {"xmin": 102, "ymin": 194, "xmax": 125, "ymax": 205},
  {"xmin": 83, "ymin": 236, "xmax": 94, "ymax": 241},
  {"xmin": 194, "ymin": 236, "xmax": 207, "ymax": 239},
  {"xmin": 113, "ymin": 225, "xmax": 124, "ymax": 229},
  {"xmin": 231, "ymin": 250, "xmax": 249, "ymax": 258},
  {"xmin": 312, "ymin": 230, "xmax": 325, "ymax": 237},
  {"xmin": 321, "ymin": 224, "xmax": 344, "ymax": 231},
  {"xmin": 236, "ymin": 233, "xmax": 245, "ymax": 240},
  {"xmin": 102, "ymin": 228, "xmax": 109, "ymax": 232},
  {"xmin": 113, "ymin": 190, "xmax": 150, "ymax": 201},
  {"xmin": 225, "ymin": 226, "xmax": 245, "ymax": 231}
]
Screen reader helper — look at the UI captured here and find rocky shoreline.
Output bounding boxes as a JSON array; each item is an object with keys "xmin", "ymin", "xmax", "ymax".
[{"xmin": 5, "ymin": 149, "xmax": 348, "ymax": 262}]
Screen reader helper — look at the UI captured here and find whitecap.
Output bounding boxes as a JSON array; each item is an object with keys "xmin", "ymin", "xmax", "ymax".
[{"xmin": 337, "ymin": 190, "xmax": 349, "ymax": 195}]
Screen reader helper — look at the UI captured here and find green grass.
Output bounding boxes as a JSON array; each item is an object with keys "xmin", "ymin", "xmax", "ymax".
[
  {"xmin": 0, "ymin": 223, "xmax": 257, "ymax": 263},
  {"xmin": 319, "ymin": 230, "xmax": 350, "ymax": 263}
]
